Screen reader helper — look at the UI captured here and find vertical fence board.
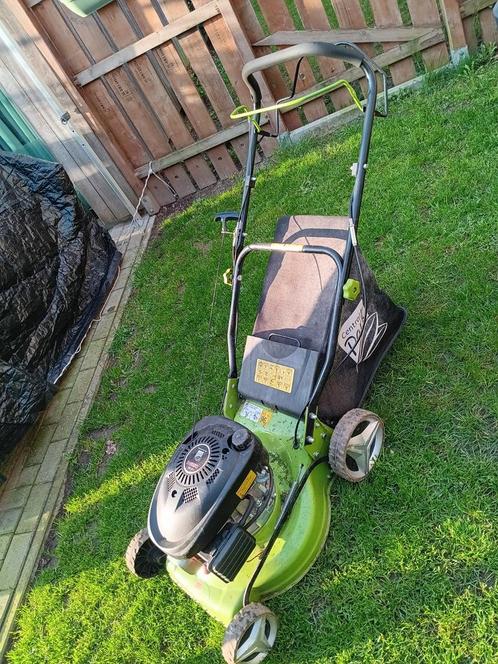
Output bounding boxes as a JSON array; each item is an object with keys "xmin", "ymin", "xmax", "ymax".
[
  {"xmin": 257, "ymin": 0, "xmax": 328, "ymax": 123},
  {"xmin": 126, "ymin": 0, "xmax": 238, "ymax": 182},
  {"xmin": 439, "ymin": 0, "xmax": 468, "ymax": 56},
  {"xmin": 60, "ymin": 7, "xmax": 177, "ymax": 204},
  {"xmin": 194, "ymin": 0, "xmax": 273, "ymax": 164},
  {"xmin": 231, "ymin": 0, "xmax": 302, "ymax": 131},
  {"xmin": 330, "ymin": 0, "xmax": 375, "ymax": 95},
  {"xmin": 368, "ymin": 0, "xmax": 417, "ymax": 84},
  {"xmin": 158, "ymin": 0, "xmax": 242, "ymax": 172},
  {"xmin": 33, "ymin": 1, "xmax": 149, "ymax": 169},
  {"xmin": 479, "ymin": 7, "xmax": 498, "ymax": 42},
  {"xmin": 294, "ymin": 0, "xmax": 353, "ymax": 109},
  {"xmin": 97, "ymin": 3, "xmax": 196, "ymax": 198},
  {"xmin": 217, "ymin": 0, "xmax": 285, "ymax": 156},
  {"xmin": 462, "ymin": 12, "xmax": 480, "ymax": 50},
  {"xmin": 190, "ymin": 0, "xmax": 259, "ymax": 164},
  {"xmin": 32, "ymin": 0, "xmax": 174, "ymax": 206},
  {"xmin": 120, "ymin": 1, "xmax": 216, "ymax": 189},
  {"xmin": 406, "ymin": 0, "xmax": 449, "ymax": 69}
]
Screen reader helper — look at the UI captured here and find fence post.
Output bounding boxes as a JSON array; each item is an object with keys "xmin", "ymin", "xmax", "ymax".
[{"xmin": 438, "ymin": 0, "xmax": 469, "ymax": 63}]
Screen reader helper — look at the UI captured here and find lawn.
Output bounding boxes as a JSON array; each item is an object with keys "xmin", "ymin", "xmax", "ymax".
[{"xmin": 8, "ymin": 56, "xmax": 498, "ymax": 663}]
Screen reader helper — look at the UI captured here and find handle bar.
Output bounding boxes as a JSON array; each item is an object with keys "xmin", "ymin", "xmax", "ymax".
[
  {"xmin": 242, "ymin": 42, "xmax": 374, "ymax": 104},
  {"xmin": 242, "ymin": 42, "xmax": 364, "ymax": 85}
]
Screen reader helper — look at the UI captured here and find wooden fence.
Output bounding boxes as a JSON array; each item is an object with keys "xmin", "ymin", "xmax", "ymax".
[{"xmin": 8, "ymin": 0, "xmax": 498, "ymax": 218}]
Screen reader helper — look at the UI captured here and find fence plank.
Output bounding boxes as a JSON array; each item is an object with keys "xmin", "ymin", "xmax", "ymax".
[
  {"xmin": 330, "ymin": 0, "xmax": 374, "ymax": 96},
  {"xmin": 217, "ymin": 0, "xmax": 278, "ymax": 157},
  {"xmin": 31, "ymin": 0, "xmax": 173, "ymax": 207},
  {"xmin": 231, "ymin": 0, "xmax": 301, "ymax": 132},
  {"xmin": 256, "ymin": 26, "xmax": 440, "ymax": 45},
  {"xmin": 158, "ymin": 0, "xmax": 242, "ymax": 172},
  {"xmin": 479, "ymin": 7, "xmax": 498, "ymax": 41},
  {"xmin": 368, "ymin": 0, "xmax": 417, "ymax": 85},
  {"xmin": 277, "ymin": 28, "xmax": 444, "ymax": 109},
  {"xmin": 125, "ymin": 0, "xmax": 238, "ymax": 182},
  {"xmin": 75, "ymin": 1, "xmax": 220, "ymax": 86},
  {"xmin": 97, "ymin": 3, "xmax": 197, "ymax": 199},
  {"xmin": 406, "ymin": 0, "xmax": 449, "ymax": 69},
  {"xmin": 460, "ymin": 0, "xmax": 496, "ymax": 18},
  {"xmin": 98, "ymin": 3, "xmax": 213, "ymax": 193},
  {"xmin": 462, "ymin": 13, "xmax": 480, "ymax": 49},
  {"xmin": 60, "ymin": 5, "xmax": 177, "ymax": 204},
  {"xmin": 217, "ymin": 0, "xmax": 279, "ymax": 109},
  {"xmin": 292, "ymin": 0, "xmax": 351, "ymax": 109},
  {"xmin": 256, "ymin": 0, "xmax": 328, "ymax": 123},
  {"xmin": 56, "ymin": 6, "xmax": 160, "ymax": 163},
  {"xmin": 191, "ymin": 0, "xmax": 259, "ymax": 164},
  {"xmin": 135, "ymin": 117, "xmax": 269, "ymax": 177},
  {"xmin": 438, "ymin": 0, "xmax": 468, "ymax": 58}
]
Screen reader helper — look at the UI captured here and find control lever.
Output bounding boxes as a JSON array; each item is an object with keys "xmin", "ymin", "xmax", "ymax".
[{"xmin": 214, "ymin": 211, "xmax": 239, "ymax": 236}]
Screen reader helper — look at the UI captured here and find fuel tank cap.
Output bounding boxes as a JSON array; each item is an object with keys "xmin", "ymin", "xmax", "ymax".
[{"xmin": 231, "ymin": 428, "xmax": 251, "ymax": 450}]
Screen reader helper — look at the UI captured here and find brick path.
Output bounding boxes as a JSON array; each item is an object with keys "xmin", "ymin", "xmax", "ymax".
[{"xmin": 0, "ymin": 215, "xmax": 155, "ymax": 658}]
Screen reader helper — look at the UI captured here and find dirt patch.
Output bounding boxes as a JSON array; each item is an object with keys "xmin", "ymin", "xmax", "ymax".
[
  {"xmin": 77, "ymin": 448, "xmax": 91, "ymax": 468},
  {"xmin": 87, "ymin": 424, "xmax": 120, "ymax": 441},
  {"xmin": 177, "ymin": 282, "xmax": 186, "ymax": 296},
  {"xmin": 193, "ymin": 240, "xmax": 212, "ymax": 256},
  {"xmin": 98, "ymin": 439, "xmax": 119, "ymax": 476},
  {"xmin": 132, "ymin": 349, "xmax": 143, "ymax": 368},
  {"xmin": 35, "ymin": 470, "xmax": 76, "ymax": 574},
  {"xmin": 150, "ymin": 179, "xmax": 235, "ymax": 240},
  {"xmin": 111, "ymin": 376, "xmax": 128, "ymax": 392},
  {"xmin": 105, "ymin": 354, "xmax": 118, "ymax": 370},
  {"xmin": 144, "ymin": 384, "xmax": 157, "ymax": 394},
  {"xmin": 36, "ymin": 529, "xmax": 58, "ymax": 573}
]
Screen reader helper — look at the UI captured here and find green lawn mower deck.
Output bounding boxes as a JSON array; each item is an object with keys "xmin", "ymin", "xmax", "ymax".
[{"xmin": 126, "ymin": 41, "xmax": 404, "ymax": 664}]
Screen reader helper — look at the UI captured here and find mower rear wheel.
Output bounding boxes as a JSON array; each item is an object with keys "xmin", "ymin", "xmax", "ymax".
[
  {"xmin": 329, "ymin": 408, "xmax": 384, "ymax": 482},
  {"xmin": 222, "ymin": 603, "xmax": 278, "ymax": 664},
  {"xmin": 125, "ymin": 528, "xmax": 166, "ymax": 578}
]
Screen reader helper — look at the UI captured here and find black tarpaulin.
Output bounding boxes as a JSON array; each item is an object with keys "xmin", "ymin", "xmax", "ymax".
[{"xmin": 0, "ymin": 152, "xmax": 121, "ymax": 459}]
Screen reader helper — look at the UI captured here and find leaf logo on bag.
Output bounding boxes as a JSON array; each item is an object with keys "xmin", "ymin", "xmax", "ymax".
[
  {"xmin": 358, "ymin": 312, "xmax": 387, "ymax": 363},
  {"xmin": 339, "ymin": 301, "xmax": 387, "ymax": 365}
]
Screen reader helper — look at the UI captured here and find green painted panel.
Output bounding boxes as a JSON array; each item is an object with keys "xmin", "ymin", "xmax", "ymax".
[
  {"xmin": 57, "ymin": 0, "xmax": 113, "ymax": 17},
  {"xmin": 0, "ymin": 91, "xmax": 90, "ymax": 208},
  {"xmin": 0, "ymin": 91, "xmax": 53, "ymax": 161}
]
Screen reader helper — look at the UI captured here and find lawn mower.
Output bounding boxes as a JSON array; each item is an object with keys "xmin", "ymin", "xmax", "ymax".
[{"xmin": 126, "ymin": 42, "xmax": 406, "ymax": 663}]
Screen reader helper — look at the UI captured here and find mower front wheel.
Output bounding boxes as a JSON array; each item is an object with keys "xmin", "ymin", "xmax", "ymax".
[
  {"xmin": 222, "ymin": 603, "xmax": 278, "ymax": 664},
  {"xmin": 329, "ymin": 408, "xmax": 384, "ymax": 482},
  {"xmin": 125, "ymin": 528, "xmax": 166, "ymax": 578}
]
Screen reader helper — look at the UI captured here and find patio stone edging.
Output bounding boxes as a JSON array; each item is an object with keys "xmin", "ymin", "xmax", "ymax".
[{"xmin": 0, "ymin": 215, "xmax": 155, "ymax": 659}]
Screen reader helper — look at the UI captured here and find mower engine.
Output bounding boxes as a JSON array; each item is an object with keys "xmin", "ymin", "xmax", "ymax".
[{"xmin": 148, "ymin": 416, "xmax": 274, "ymax": 583}]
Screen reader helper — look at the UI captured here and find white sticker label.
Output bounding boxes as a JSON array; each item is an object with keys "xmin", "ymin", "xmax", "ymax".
[
  {"xmin": 240, "ymin": 401, "xmax": 263, "ymax": 423},
  {"xmin": 339, "ymin": 300, "xmax": 387, "ymax": 364}
]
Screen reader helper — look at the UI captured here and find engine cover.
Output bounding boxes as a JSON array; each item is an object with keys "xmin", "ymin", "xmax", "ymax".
[{"xmin": 148, "ymin": 416, "xmax": 268, "ymax": 559}]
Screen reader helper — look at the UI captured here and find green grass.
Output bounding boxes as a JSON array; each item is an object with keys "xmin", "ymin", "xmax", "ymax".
[{"xmin": 9, "ymin": 58, "xmax": 498, "ymax": 663}]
